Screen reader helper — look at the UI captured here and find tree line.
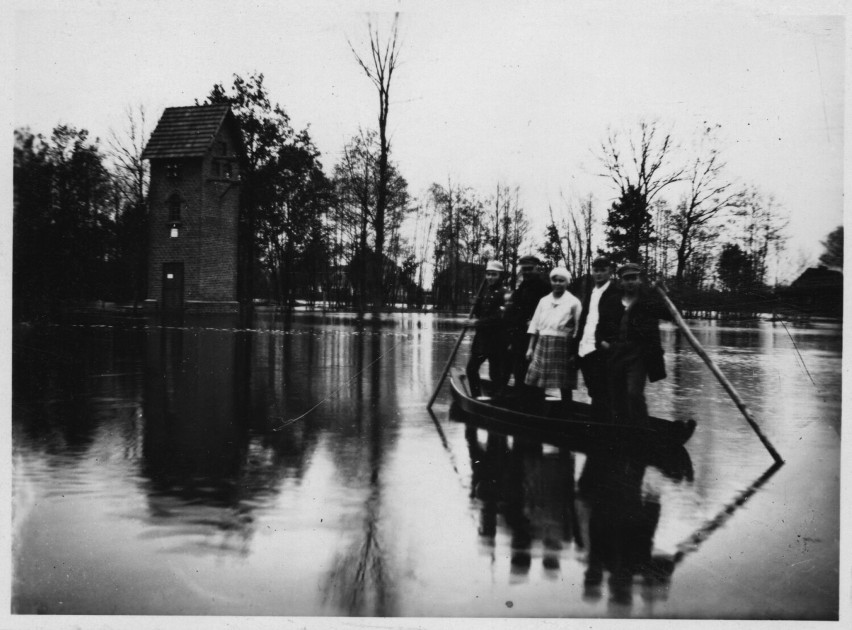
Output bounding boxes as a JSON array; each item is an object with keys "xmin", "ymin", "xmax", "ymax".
[
  {"xmin": 13, "ymin": 20, "xmax": 838, "ymax": 320},
  {"xmin": 543, "ymin": 122, "xmax": 790, "ymax": 293}
]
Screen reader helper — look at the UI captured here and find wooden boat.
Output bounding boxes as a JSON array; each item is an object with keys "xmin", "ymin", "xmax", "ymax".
[{"xmin": 448, "ymin": 367, "xmax": 695, "ymax": 450}]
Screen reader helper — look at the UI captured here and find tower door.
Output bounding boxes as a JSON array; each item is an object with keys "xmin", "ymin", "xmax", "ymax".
[{"xmin": 162, "ymin": 263, "xmax": 184, "ymax": 311}]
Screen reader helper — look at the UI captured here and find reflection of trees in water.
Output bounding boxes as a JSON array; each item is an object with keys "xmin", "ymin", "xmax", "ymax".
[
  {"xmin": 13, "ymin": 325, "xmax": 146, "ymax": 457},
  {"xmin": 139, "ymin": 315, "xmax": 404, "ymax": 596},
  {"xmin": 320, "ymin": 322, "xmax": 397, "ymax": 616},
  {"xmin": 321, "ymin": 479, "xmax": 391, "ymax": 616}
]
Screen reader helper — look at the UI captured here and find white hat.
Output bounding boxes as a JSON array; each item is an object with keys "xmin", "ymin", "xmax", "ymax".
[
  {"xmin": 486, "ymin": 261, "xmax": 505, "ymax": 272},
  {"xmin": 549, "ymin": 266, "xmax": 570, "ymax": 280}
]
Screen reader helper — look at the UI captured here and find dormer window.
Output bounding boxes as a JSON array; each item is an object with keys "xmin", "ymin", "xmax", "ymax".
[
  {"xmin": 218, "ymin": 141, "xmax": 228, "ymax": 156},
  {"xmin": 166, "ymin": 162, "xmax": 180, "ymax": 179}
]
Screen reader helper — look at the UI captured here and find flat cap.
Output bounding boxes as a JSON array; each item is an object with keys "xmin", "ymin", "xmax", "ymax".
[{"xmin": 617, "ymin": 262, "xmax": 643, "ymax": 277}]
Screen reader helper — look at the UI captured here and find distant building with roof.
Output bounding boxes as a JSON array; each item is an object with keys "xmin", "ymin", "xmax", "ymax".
[
  {"xmin": 141, "ymin": 104, "xmax": 243, "ymax": 313},
  {"xmin": 786, "ymin": 265, "xmax": 843, "ymax": 317}
]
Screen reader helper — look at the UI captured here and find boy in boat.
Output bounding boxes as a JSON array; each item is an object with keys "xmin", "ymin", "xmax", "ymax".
[
  {"xmin": 466, "ymin": 260, "xmax": 507, "ymax": 400},
  {"xmin": 502, "ymin": 255, "xmax": 551, "ymax": 399},
  {"xmin": 574, "ymin": 256, "xmax": 622, "ymax": 422},
  {"xmin": 604, "ymin": 262, "xmax": 671, "ymax": 427}
]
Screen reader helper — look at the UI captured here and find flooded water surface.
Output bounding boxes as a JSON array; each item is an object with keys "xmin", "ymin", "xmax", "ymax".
[{"xmin": 11, "ymin": 313, "xmax": 841, "ymax": 619}]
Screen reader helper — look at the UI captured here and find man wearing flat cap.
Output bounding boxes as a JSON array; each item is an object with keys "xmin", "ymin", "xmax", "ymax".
[
  {"xmin": 466, "ymin": 260, "xmax": 507, "ymax": 399},
  {"xmin": 573, "ymin": 256, "xmax": 622, "ymax": 422},
  {"xmin": 605, "ymin": 262, "xmax": 672, "ymax": 427},
  {"xmin": 502, "ymin": 255, "xmax": 551, "ymax": 398}
]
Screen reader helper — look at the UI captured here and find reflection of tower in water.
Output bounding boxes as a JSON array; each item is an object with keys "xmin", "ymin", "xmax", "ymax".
[
  {"xmin": 143, "ymin": 323, "xmax": 247, "ymax": 498},
  {"xmin": 141, "ymin": 321, "xmax": 264, "ymax": 553}
]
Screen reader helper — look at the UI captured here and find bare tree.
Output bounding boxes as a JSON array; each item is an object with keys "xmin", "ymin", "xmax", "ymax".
[
  {"xmin": 408, "ymin": 193, "xmax": 437, "ymax": 302},
  {"xmin": 350, "ymin": 14, "xmax": 402, "ymax": 308},
  {"xmin": 108, "ymin": 105, "xmax": 150, "ymax": 307},
  {"xmin": 108, "ymin": 105, "xmax": 149, "ymax": 207},
  {"xmin": 726, "ymin": 186, "xmax": 788, "ymax": 288},
  {"xmin": 541, "ymin": 193, "xmax": 595, "ymax": 282},
  {"xmin": 650, "ymin": 197, "xmax": 674, "ymax": 279},
  {"xmin": 484, "ymin": 183, "xmax": 529, "ymax": 279},
  {"xmin": 431, "ymin": 180, "xmax": 484, "ymax": 312},
  {"xmin": 671, "ymin": 124, "xmax": 744, "ymax": 285},
  {"xmin": 598, "ymin": 119, "xmax": 685, "ymax": 204}
]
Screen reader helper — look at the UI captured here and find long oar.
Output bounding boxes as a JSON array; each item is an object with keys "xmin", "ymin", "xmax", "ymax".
[
  {"xmin": 427, "ymin": 279, "xmax": 486, "ymax": 410},
  {"xmin": 654, "ymin": 283, "xmax": 784, "ymax": 465}
]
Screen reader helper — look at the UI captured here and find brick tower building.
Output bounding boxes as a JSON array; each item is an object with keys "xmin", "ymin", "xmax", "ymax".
[{"xmin": 142, "ymin": 104, "xmax": 243, "ymax": 313}]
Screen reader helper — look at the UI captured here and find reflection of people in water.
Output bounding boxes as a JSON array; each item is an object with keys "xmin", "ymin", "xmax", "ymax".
[
  {"xmin": 575, "ymin": 448, "xmax": 675, "ymax": 606},
  {"xmin": 464, "ymin": 425, "xmax": 575, "ymax": 579},
  {"xmin": 462, "ymin": 413, "xmax": 690, "ymax": 601}
]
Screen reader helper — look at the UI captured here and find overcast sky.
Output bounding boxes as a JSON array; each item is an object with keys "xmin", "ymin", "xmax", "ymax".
[{"xmin": 7, "ymin": 0, "xmax": 847, "ymax": 280}]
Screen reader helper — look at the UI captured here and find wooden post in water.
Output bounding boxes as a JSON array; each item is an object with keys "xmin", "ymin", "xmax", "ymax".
[
  {"xmin": 655, "ymin": 283, "xmax": 784, "ymax": 465},
  {"xmin": 427, "ymin": 279, "xmax": 487, "ymax": 410}
]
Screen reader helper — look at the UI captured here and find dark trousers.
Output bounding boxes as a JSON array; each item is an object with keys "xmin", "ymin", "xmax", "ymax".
[
  {"xmin": 466, "ymin": 329, "xmax": 504, "ymax": 398},
  {"xmin": 578, "ymin": 350, "xmax": 611, "ymax": 422},
  {"xmin": 505, "ymin": 328, "xmax": 535, "ymax": 393},
  {"xmin": 607, "ymin": 344, "xmax": 648, "ymax": 427}
]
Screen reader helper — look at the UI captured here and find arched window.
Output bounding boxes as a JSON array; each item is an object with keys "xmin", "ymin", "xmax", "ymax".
[{"xmin": 168, "ymin": 193, "xmax": 182, "ymax": 223}]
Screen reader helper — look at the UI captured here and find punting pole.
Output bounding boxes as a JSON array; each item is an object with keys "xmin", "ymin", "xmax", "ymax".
[
  {"xmin": 427, "ymin": 279, "xmax": 486, "ymax": 410},
  {"xmin": 654, "ymin": 283, "xmax": 784, "ymax": 465}
]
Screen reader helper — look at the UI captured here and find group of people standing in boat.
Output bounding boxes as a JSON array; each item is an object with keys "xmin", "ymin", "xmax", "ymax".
[{"xmin": 466, "ymin": 255, "xmax": 672, "ymax": 427}]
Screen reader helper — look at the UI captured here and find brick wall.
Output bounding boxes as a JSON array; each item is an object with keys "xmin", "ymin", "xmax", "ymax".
[
  {"xmin": 147, "ymin": 122, "xmax": 240, "ymax": 307},
  {"xmin": 199, "ymin": 126, "xmax": 240, "ymax": 301}
]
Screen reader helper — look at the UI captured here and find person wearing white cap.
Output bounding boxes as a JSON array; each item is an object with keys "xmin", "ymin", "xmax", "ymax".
[
  {"xmin": 524, "ymin": 266, "xmax": 582, "ymax": 403},
  {"xmin": 466, "ymin": 260, "xmax": 506, "ymax": 399}
]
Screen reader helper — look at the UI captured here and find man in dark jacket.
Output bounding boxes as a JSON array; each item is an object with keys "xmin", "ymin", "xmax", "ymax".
[
  {"xmin": 574, "ymin": 257, "xmax": 622, "ymax": 422},
  {"xmin": 466, "ymin": 260, "xmax": 507, "ymax": 399},
  {"xmin": 502, "ymin": 255, "xmax": 551, "ymax": 398},
  {"xmin": 605, "ymin": 263, "xmax": 671, "ymax": 427}
]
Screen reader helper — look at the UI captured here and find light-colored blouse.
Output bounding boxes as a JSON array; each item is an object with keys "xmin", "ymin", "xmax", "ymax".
[{"xmin": 527, "ymin": 291, "xmax": 582, "ymax": 338}]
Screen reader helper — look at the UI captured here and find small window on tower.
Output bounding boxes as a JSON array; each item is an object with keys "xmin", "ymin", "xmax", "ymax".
[
  {"xmin": 166, "ymin": 162, "xmax": 180, "ymax": 179},
  {"xmin": 218, "ymin": 141, "xmax": 228, "ymax": 155},
  {"xmin": 168, "ymin": 194, "xmax": 182, "ymax": 222}
]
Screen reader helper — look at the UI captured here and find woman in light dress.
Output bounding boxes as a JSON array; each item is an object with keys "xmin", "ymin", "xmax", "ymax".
[{"xmin": 524, "ymin": 267, "xmax": 582, "ymax": 403}]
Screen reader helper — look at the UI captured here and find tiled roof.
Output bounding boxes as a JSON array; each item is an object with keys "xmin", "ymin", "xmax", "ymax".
[{"xmin": 142, "ymin": 104, "xmax": 232, "ymax": 159}]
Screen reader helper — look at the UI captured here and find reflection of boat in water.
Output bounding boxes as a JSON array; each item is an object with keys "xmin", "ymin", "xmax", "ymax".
[
  {"xmin": 448, "ymin": 367, "xmax": 696, "ymax": 451},
  {"xmin": 461, "ymin": 419, "xmax": 693, "ymax": 606},
  {"xmin": 448, "ymin": 374, "xmax": 783, "ymax": 609},
  {"xmin": 449, "ymin": 402, "xmax": 694, "ymax": 484}
]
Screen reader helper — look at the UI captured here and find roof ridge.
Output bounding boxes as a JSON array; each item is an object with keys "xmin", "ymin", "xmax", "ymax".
[{"xmin": 162, "ymin": 103, "xmax": 231, "ymax": 110}]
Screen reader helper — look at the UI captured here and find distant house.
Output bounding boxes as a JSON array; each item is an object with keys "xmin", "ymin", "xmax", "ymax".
[
  {"xmin": 141, "ymin": 104, "xmax": 243, "ymax": 313},
  {"xmin": 787, "ymin": 266, "xmax": 843, "ymax": 316},
  {"xmin": 432, "ymin": 260, "xmax": 486, "ymax": 311}
]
